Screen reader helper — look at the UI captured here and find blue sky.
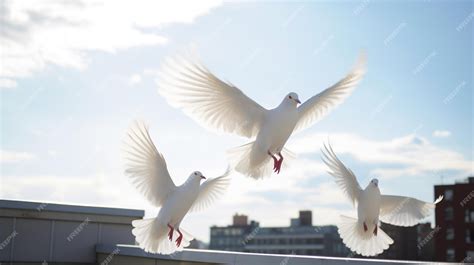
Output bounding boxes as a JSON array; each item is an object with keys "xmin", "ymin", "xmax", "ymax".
[{"xmin": 1, "ymin": 1, "xmax": 472, "ymax": 242}]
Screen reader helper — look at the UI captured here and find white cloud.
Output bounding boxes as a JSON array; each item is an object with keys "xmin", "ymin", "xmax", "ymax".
[
  {"xmin": 0, "ymin": 150, "xmax": 35, "ymax": 163},
  {"xmin": 0, "ymin": 78, "xmax": 17, "ymax": 89},
  {"xmin": 289, "ymin": 132, "xmax": 473, "ymax": 180},
  {"xmin": 293, "ymin": 133, "xmax": 474, "ymax": 177},
  {"xmin": 0, "ymin": 0, "xmax": 222, "ymax": 81},
  {"xmin": 433, "ymin": 130, "xmax": 451, "ymax": 138}
]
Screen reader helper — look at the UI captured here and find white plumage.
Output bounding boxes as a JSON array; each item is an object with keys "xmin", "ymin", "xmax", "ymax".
[
  {"xmin": 321, "ymin": 143, "xmax": 443, "ymax": 257},
  {"xmin": 123, "ymin": 121, "xmax": 230, "ymax": 254},
  {"xmin": 158, "ymin": 53, "xmax": 366, "ymax": 179}
]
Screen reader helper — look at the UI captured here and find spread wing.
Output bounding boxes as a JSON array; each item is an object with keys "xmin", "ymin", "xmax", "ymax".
[
  {"xmin": 294, "ymin": 53, "xmax": 366, "ymax": 133},
  {"xmin": 190, "ymin": 168, "xmax": 231, "ymax": 212},
  {"xmin": 123, "ymin": 121, "xmax": 176, "ymax": 207},
  {"xmin": 321, "ymin": 142, "xmax": 362, "ymax": 206},
  {"xmin": 158, "ymin": 55, "xmax": 267, "ymax": 138},
  {"xmin": 380, "ymin": 195, "xmax": 443, "ymax": 227}
]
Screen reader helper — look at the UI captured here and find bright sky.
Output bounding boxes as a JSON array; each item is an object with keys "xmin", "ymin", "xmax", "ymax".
[{"xmin": 1, "ymin": 1, "xmax": 473, "ymax": 243}]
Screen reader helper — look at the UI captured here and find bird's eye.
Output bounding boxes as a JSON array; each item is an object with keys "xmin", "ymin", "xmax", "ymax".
[
  {"xmin": 194, "ymin": 172, "xmax": 197, "ymax": 176},
  {"xmin": 289, "ymin": 96, "xmax": 292, "ymax": 99}
]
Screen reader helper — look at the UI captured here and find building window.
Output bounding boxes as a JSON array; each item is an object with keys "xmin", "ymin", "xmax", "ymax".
[
  {"xmin": 446, "ymin": 226, "xmax": 454, "ymax": 240},
  {"xmin": 465, "ymin": 209, "xmax": 474, "ymax": 223},
  {"xmin": 445, "ymin": 207, "xmax": 454, "ymax": 220},
  {"xmin": 446, "ymin": 248, "xmax": 455, "ymax": 262},
  {"xmin": 467, "ymin": 229, "xmax": 474, "ymax": 244},
  {"xmin": 444, "ymin": 189, "xmax": 453, "ymax": 201}
]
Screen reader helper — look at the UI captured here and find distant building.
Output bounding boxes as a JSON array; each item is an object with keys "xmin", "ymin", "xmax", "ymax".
[
  {"xmin": 209, "ymin": 213, "xmax": 260, "ymax": 252},
  {"xmin": 434, "ymin": 176, "xmax": 474, "ymax": 262},
  {"xmin": 209, "ymin": 211, "xmax": 349, "ymax": 257},
  {"xmin": 372, "ymin": 223, "xmax": 434, "ymax": 261},
  {"xmin": 298, "ymin": 210, "xmax": 312, "ymax": 226},
  {"xmin": 417, "ymin": 222, "xmax": 436, "ymax": 261},
  {"xmin": 233, "ymin": 214, "xmax": 250, "ymax": 226},
  {"xmin": 377, "ymin": 224, "xmax": 418, "ymax": 260}
]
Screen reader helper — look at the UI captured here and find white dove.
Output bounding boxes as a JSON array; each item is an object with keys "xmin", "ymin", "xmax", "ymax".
[
  {"xmin": 123, "ymin": 121, "xmax": 230, "ymax": 254},
  {"xmin": 321, "ymin": 143, "xmax": 443, "ymax": 257},
  {"xmin": 158, "ymin": 53, "xmax": 366, "ymax": 179}
]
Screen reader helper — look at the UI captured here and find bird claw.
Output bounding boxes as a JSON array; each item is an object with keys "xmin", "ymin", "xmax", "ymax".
[
  {"xmin": 273, "ymin": 160, "xmax": 282, "ymax": 174},
  {"xmin": 269, "ymin": 151, "xmax": 284, "ymax": 174},
  {"xmin": 167, "ymin": 224, "xmax": 174, "ymax": 241},
  {"xmin": 363, "ymin": 222, "xmax": 368, "ymax": 232},
  {"xmin": 175, "ymin": 231, "xmax": 183, "ymax": 247},
  {"xmin": 268, "ymin": 151, "xmax": 278, "ymax": 170},
  {"xmin": 373, "ymin": 225, "xmax": 378, "ymax": 236}
]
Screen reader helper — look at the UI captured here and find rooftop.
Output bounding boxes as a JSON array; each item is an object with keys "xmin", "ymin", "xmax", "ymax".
[{"xmin": 97, "ymin": 244, "xmax": 455, "ymax": 265}]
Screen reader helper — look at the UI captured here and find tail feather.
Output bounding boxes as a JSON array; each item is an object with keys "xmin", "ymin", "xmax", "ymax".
[
  {"xmin": 132, "ymin": 218, "xmax": 193, "ymax": 254},
  {"xmin": 227, "ymin": 141, "xmax": 295, "ymax": 179},
  {"xmin": 338, "ymin": 215, "xmax": 393, "ymax": 257}
]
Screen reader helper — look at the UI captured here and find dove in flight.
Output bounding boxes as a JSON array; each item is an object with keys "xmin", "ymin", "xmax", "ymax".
[
  {"xmin": 158, "ymin": 53, "xmax": 366, "ymax": 179},
  {"xmin": 123, "ymin": 121, "xmax": 230, "ymax": 254},
  {"xmin": 321, "ymin": 143, "xmax": 443, "ymax": 257}
]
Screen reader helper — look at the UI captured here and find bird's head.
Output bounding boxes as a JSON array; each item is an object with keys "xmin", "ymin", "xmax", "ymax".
[
  {"xmin": 284, "ymin": 92, "xmax": 301, "ymax": 106},
  {"xmin": 370, "ymin": 178, "xmax": 379, "ymax": 188},
  {"xmin": 191, "ymin": 171, "xmax": 206, "ymax": 182}
]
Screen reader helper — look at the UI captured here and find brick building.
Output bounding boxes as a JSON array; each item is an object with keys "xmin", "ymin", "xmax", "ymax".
[{"xmin": 434, "ymin": 176, "xmax": 474, "ymax": 262}]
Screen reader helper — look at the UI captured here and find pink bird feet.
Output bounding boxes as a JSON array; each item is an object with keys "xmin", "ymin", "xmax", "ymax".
[
  {"xmin": 167, "ymin": 224, "xmax": 174, "ymax": 241},
  {"xmin": 268, "ymin": 151, "xmax": 284, "ymax": 174},
  {"xmin": 167, "ymin": 224, "xmax": 184, "ymax": 247},
  {"xmin": 362, "ymin": 221, "xmax": 378, "ymax": 236},
  {"xmin": 175, "ymin": 230, "xmax": 183, "ymax": 247}
]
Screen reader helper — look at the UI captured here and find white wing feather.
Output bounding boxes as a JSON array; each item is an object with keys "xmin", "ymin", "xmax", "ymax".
[
  {"xmin": 380, "ymin": 195, "xmax": 443, "ymax": 226},
  {"xmin": 321, "ymin": 143, "xmax": 362, "ymax": 206},
  {"xmin": 294, "ymin": 53, "xmax": 366, "ymax": 133},
  {"xmin": 190, "ymin": 168, "xmax": 231, "ymax": 212},
  {"xmin": 123, "ymin": 121, "xmax": 176, "ymax": 207},
  {"xmin": 158, "ymin": 55, "xmax": 267, "ymax": 138}
]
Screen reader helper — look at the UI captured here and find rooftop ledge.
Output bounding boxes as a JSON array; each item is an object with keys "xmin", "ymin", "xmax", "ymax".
[
  {"xmin": 96, "ymin": 244, "xmax": 455, "ymax": 265},
  {"xmin": 0, "ymin": 199, "xmax": 144, "ymax": 217}
]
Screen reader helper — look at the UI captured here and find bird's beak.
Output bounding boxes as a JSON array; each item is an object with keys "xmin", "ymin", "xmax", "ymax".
[
  {"xmin": 295, "ymin": 99, "xmax": 301, "ymax": 104},
  {"xmin": 201, "ymin": 176, "xmax": 206, "ymax": 180}
]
